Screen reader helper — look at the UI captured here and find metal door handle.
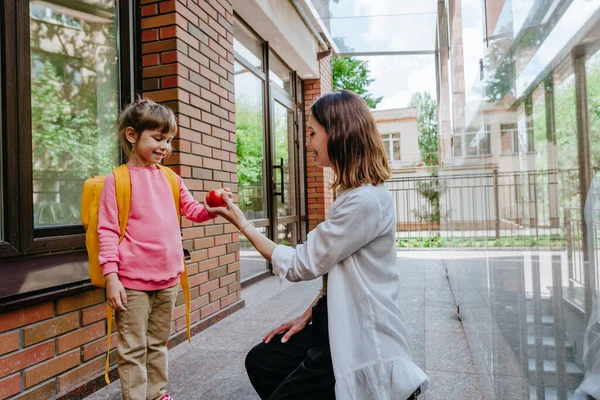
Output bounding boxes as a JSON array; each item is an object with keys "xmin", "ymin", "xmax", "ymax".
[{"xmin": 273, "ymin": 158, "xmax": 285, "ymax": 204}]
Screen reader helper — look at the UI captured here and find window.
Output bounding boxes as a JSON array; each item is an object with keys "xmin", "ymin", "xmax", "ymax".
[
  {"xmin": 30, "ymin": 1, "xmax": 120, "ymax": 231},
  {"xmin": 0, "ymin": 0, "xmax": 133, "ymax": 294},
  {"xmin": 453, "ymin": 134, "xmax": 462, "ymax": 157},
  {"xmin": 30, "ymin": 5, "xmax": 82, "ymax": 29},
  {"xmin": 233, "ymin": 18, "xmax": 263, "ymax": 71},
  {"xmin": 501, "ymin": 123, "xmax": 534, "ymax": 153},
  {"xmin": 269, "ymin": 52, "xmax": 293, "ymax": 96},
  {"xmin": 465, "ymin": 127, "xmax": 491, "ymax": 156},
  {"xmin": 382, "ymin": 132, "xmax": 401, "ymax": 161}
]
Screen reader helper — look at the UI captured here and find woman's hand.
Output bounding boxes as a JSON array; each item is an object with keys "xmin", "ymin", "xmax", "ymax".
[
  {"xmin": 263, "ymin": 313, "xmax": 311, "ymax": 344},
  {"xmin": 105, "ymin": 273, "xmax": 127, "ymax": 312},
  {"xmin": 203, "ymin": 189, "xmax": 246, "ymax": 230}
]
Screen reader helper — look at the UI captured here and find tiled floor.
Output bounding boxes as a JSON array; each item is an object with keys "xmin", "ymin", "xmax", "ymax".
[{"xmin": 87, "ymin": 255, "xmax": 483, "ymax": 399}]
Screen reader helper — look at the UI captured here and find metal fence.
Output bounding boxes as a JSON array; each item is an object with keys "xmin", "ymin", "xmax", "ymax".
[
  {"xmin": 387, "ymin": 169, "xmax": 582, "ymax": 250},
  {"xmin": 388, "ymin": 168, "xmax": 600, "ymax": 293}
]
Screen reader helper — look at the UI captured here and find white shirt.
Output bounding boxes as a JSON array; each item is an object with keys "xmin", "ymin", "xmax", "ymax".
[{"xmin": 272, "ymin": 184, "xmax": 429, "ymax": 399}]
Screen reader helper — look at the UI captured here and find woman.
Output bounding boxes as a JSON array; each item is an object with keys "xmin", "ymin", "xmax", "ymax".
[{"xmin": 206, "ymin": 90, "xmax": 428, "ymax": 399}]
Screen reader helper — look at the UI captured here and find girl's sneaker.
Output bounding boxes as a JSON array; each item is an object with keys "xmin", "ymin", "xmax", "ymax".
[{"xmin": 159, "ymin": 394, "xmax": 174, "ymax": 400}]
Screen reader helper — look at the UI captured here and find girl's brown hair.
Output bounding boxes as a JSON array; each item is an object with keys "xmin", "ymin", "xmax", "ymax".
[
  {"xmin": 310, "ymin": 90, "xmax": 391, "ymax": 190},
  {"xmin": 118, "ymin": 97, "xmax": 177, "ymax": 160}
]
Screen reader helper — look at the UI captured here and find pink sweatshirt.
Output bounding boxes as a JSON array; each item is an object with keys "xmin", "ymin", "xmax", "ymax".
[{"xmin": 98, "ymin": 166, "xmax": 215, "ymax": 290}]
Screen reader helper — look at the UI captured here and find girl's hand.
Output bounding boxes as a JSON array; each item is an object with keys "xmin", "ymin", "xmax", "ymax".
[
  {"xmin": 263, "ymin": 313, "xmax": 311, "ymax": 344},
  {"xmin": 105, "ymin": 273, "xmax": 127, "ymax": 312},
  {"xmin": 203, "ymin": 189, "xmax": 246, "ymax": 230}
]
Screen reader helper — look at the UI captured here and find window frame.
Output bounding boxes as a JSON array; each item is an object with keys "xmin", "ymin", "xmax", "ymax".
[
  {"xmin": 382, "ymin": 132, "xmax": 402, "ymax": 162},
  {"xmin": 0, "ymin": 0, "xmax": 138, "ymax": 259}
]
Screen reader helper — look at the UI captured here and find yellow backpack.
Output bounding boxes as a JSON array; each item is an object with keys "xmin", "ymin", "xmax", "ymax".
[{"xmin": 81, "ymin": 164, "xmax": 191, "ymax": 384}]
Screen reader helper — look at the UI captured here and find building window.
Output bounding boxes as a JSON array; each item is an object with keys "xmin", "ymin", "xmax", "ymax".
[
  {"xmin": 382, "ymin": 132, "xmax": 401, "ymax": 161},
  {"xmin": 30, "ymin": 1, "xmax": 120, "ymax": 230},
  {"xmin": 30, "ymin": 5, "xmax": 82, "ymax": 29},
  {"xmin": 269, "ymin": 52, "xmax": 293, "ymax": 96},
  {"xmin": 501, "ymin": 123, "xmax": 534, "ymax": 153},
  {"xmin": 0, "ymin": 0, "xmax": 131, "ymax": 285},
  {"xmin": 465, "ymin": 127, "xmax": 491, "ymax": 156},
  {"xmin": 453, "ymin": 134, "xmax": 462, "ymax": 157}
]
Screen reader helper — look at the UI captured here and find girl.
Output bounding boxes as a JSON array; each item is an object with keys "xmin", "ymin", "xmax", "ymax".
[
  {"xmin": 98, "ymin": 98, "xmax": 228, "ymax": 400},
  {"xmin": 206, "ymin": 90, "xmax": 429, "ymax": 399}
]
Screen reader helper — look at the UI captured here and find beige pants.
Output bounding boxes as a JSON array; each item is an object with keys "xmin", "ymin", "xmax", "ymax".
[{"xmin": 116, "ymin": 284, "xmax": 178, "ymax": 400}]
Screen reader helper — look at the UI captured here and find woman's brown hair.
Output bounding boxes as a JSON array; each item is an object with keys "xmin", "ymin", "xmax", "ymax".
[
  {"xmin": 118, "ymin": 97, "xmax": 177, "ymax": 160},
  {"xmin": 310, "ymin": 89, "xmax": 391, "ymax": 190}
]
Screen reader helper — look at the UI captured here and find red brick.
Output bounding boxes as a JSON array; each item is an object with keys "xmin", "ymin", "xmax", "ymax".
[
  {"xmin": 142, "ymin": 54, "xmax": 159, "ymax": 67},
  {"xmin": 220, "ymin": 293, "xmax": 237, "ymax": 308},
  {"xmin": 141, "ymin": 4, "xmax": 158, "ymax": 17},
  {"xmin": 81, "ymin": 304, "xmax": 107, "ymax": 326},
  {"xmin": 209, "ymin": 287, "xmax": 228, "ymax": 302},
  {"xmin": 0, "ymin": 374, "xmax": 20, "ymax": 399},
  {"xmin": 161, "ymin": 50, "xmax": 178, "ymax": 64},
  {"xmin": 200, "ymin": 301, "xmax": 220, "ymax": 319},
  {"xmin": 13, "ymin": 380, "xmax": 56, "ymax": 400},
  {"xmin": 162, "ymin": 75, "xmax": 178, "ymax": 88},
  {"xmin": 56, "ymin": 289, "xmax": 105, "ymax": 314},
  {"xmin": 159, "ymin": 0, "xmax": 176, "ymax": 13},
  {"xmin": 142, "ymin": 13, "xmax": 177, "ymax": 29},
  {"xmin": 22, "ymin": 312, "xmax": 79, "ymax": 347},
  {"xmin": 188, "ymin": 272, "xmax": 208, "ymax": 288},
  {"xmin": 199, "ymin": 280, "xmax": 219, "ymax": 295},
  {"xmin": 82, "ymin": 333, "xmax": 117, "ymax": 362},
  {"xmin": 57, "ymin": 321, "xmax": 105, "ymax": 354},
  {"xmin": 141, "ymin": 29, "xmax": 159, "ymax": 42},
  {"xmin": 23, "ymin": 349, "xmax": 79, "ymax": 389},
  {"xmin": 0, "ymin": 332, "xmax": 18, "ymax": 357},
  {"xmin": 58, "ymin": 356, "xmax": 105, "ymax": 393},
  {"xmin": 0, "ymin": 302, "xmax": 53, "ymax": 333},
  {"xmin": 0, "ymin": 341, "xmax": 54, "ymax": 379},
  {"xmin": 160, "ymin": 26, "xmax": 177, "ymax": 39}
]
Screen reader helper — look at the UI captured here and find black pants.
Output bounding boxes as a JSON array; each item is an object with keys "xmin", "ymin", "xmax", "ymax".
[{"xmin": 245, "ymin": 296, "xmax": 335, "ymax": 400}]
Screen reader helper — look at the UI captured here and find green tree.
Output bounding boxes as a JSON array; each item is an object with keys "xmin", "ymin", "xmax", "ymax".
[
  {"xmin": 235, "ymin": 98, "xmax": 265, "ymax": 212},
  {"xmin": 332, "ymin": 57, "xmax": 382, "ymax": 109},
  {"xmin": 408, "ymin": 91, "xmax": 438, "ymax": 166}
]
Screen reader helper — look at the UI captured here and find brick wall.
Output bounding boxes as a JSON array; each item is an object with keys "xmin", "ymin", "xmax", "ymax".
[
  {"xmin": 305, "ymin": 51, "xmax": 335, "ymax": 230},
  {"xmin": 140, "ymin": 0, "xmax": 241, "ymax": 338},
  {"xmin": 0, "ymin": 1, "xmax": 242, "ymax": 399}
]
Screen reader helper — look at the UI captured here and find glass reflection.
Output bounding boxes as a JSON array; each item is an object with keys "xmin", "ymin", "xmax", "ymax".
[
  {"xmin": 234, "ymin": 61, "xmax": 267, "ymax": 220},
  {"xmin": 239, "ymin": 226, "xmax": 269, "ymax": 281},
  {"xmin": 30, "ymin": 0, "xmax": 120, "ymax": 228},
  {"xmin": 437, "ymin": 0, "xmax": 600, "ymax": 397}
]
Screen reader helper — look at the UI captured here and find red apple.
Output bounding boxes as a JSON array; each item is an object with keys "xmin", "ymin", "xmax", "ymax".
[{"xmin": 206, "ymin": 188, "xmax": 227, "ymax": 207}]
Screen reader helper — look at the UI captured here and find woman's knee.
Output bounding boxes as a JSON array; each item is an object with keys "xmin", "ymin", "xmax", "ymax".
[{"xmin": 245, "ymin": 342, "xmax": 267, "ymax": 374}]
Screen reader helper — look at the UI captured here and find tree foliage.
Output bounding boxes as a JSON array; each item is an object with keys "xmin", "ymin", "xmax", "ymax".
[
  {"xmin": 408, "ymin": 91, "xmax": 438, "ymax": 166},
  {"xmin": 332, "ymin": 57, "xmax": 382, "ymax": 109}
]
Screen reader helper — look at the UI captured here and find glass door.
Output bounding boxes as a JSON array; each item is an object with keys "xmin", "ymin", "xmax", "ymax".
[{"xmin": 270, "ymin": 89, "xmax": 299, "ymax": 248}]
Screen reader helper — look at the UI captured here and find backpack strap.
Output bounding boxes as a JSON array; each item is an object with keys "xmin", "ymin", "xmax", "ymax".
[
  {"xmin": 158, "ymin": 165, "xmax": 192, "ymax": 344},
  {"xmin": 113, "ymin": 164, "xmax": 131, "ymax": 243},
  {"xmin": 103, "ymin": 164, "xmax": 129, "ymax": 384}
]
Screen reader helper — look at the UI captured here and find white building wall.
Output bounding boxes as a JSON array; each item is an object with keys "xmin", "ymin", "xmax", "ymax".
[{"xmin": 233, "ymin": 0, "xmax": 319, "ymax": 78}]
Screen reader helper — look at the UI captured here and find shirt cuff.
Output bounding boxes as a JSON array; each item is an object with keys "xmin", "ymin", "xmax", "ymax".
[
  {"xmin": 102, "ymin": 262, "xmax": 119, "ymax": 276},
  {"xmin": 271, "ymin": 245, "xmax": 295, "ymax": 281}
]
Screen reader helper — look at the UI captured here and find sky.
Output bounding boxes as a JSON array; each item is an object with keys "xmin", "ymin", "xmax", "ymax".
[{"xmin": 319, "ymin": 0, "xmax": 438, "ymax": 110}]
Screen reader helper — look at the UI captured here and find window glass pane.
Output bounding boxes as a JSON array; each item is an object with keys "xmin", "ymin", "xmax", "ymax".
[
  {"xmin": 273, "ymin": 102, "xmax": 296, "ymax": 217},
  {"xmin": 235, "ymin": 61, "xmax": 267, "ymax": 220},
  {"xmin": 269, "ymin": 52, "xmax": 293, "ymax": 96},
  {"xmin": 233, "ymin": 18, "xmax": 263, "ymax": 71},
  {"xmin": 392, "ymin": 139, "xmax": 401, "ymax": 160},
  {"xmin": 239, "ymin": 226, "xmax": 269, "ymax": 281},
  {"xmin": 30, "ymin": 1, "xmax": 120, "ymax": 228}
]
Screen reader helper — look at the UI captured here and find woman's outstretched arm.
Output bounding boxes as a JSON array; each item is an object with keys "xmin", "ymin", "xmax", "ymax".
[{"xmin": 204, "ymin": 193, "xmax": 276, "ymax": 261}]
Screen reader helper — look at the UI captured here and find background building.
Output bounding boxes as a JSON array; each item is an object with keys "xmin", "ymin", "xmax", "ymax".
[
  {"xmin": 0, "ymin": 1, "xmax": 336, "ymax": 398},
  {"xmin": 373, "ymin": 107, "xmax": 421, "ymax": 172}
]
